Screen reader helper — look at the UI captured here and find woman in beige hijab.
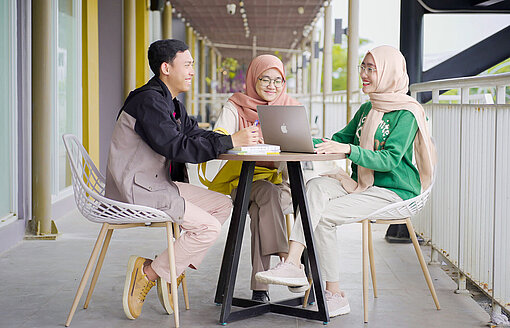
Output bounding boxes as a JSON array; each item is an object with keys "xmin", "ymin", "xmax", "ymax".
[
  {"xmin": 214, "ymin": 54, "xmax": 300, "ymax": 302},
  {"xmin": 255, "ymin": 46, "xmax": 436, "ymax": 318}
]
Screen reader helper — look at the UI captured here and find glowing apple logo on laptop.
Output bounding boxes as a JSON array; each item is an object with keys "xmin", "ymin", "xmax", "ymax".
[{"xmin": 280, "ymin": 123, "xmax": 288, "ymax": 134}]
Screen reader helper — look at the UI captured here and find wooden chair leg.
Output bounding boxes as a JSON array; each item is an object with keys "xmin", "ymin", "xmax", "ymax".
[
  {"xmin": 285, "ymin": 213, "xmax": 293, "ymax": 242},
  {"xmin": 172, "ymin": 222, "xmax": 190, "ymax": 310},
  {"xmin": 65, "ymin": 223, "xmax": 109, "ymax": 327},
  {"xmin": 362, "ymin": 220, "xmax": 369, "ymax": 323},
  {"xmin": 405, "ymin": 218, "xmax": 441, "ymax": 310},
  {"xmin": 181, "ymin": 273, "xmax": 190, "ymax": 310},
  {"xmin": 83, "ymin": 228, "xmax": 114, "ymax": 309},
  {"xmin": 301, "ymin": 277, "xmax": 314, "ymax": 308},
  {"xmin": 167, "ymin": 222, "xmax": 180, "ymax": 328},
  {"xmin": 367, "ymin": 222, "xmax": 377, "ymax": 298}
]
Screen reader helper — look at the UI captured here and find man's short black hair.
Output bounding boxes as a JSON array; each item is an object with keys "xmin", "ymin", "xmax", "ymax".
[{"xmin": 148, "ymin": 39, "xmax": 189, "ymax": 77}]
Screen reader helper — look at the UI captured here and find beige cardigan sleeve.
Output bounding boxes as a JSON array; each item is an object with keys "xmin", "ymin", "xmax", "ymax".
[
  {"xmin": 214, "ymin": 101, "xmax": 239, "ymax": 134},
  {"xmin": 214, "ymin": 100, "xmax": 288, "ymax": 181}
]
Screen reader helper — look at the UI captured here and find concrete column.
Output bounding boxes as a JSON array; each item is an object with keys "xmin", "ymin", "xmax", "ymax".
[
  {"xmin": 186, "ymin": 26, "xmax": 193, "ymax": 110},
  {"xmin": 346, "ymin": 0, "xmax": 359, "ymax": 122},
  {"xmin": 31, "ymin": 0, "xmax": 53, "ymax": 235},
  {"xmin": 252, "ymin": 35, "xmax": 257, "ymax": 58},
  {"xmin": 199, "ymin": 38, "xmax": 206, "ymax": 121},
  {"xmin": 297, "ymin": 52, "xmax": 303, "ymax": 94},
  {"xmin": 301, "ymin": 40, "xmax": 309, "ymax": 95},
  {"xmin": 291, "ymin": 53, "xmax": 297, "ymax": 93},
  {"xmin": 209, "ymin": 48, "xmax": 218, "ymax": 119},
  {"xmin": 123, "ymin": 0, "xmax": 136, "ymax": 99},
  {"xmin": 217, "ymin": 53, "xmax": 223, "ymax": 92},
  {"xmin": 323, "ymin": 4, "xmax": 333, "ymax": 94},
  {"xmin": 162, "ymin": 1, "xmax": 172, "ymax": 39},
  {"xmin": 210, "ymin": 47, "xmax": 217, "ymax": 93},
  {"xmin": 323, "ymin": 4, "xmax": 333, "ymax": 136},
  {"xmin": 192, "ymin": 31, "xmax": 198, "ymax": 115},
  {"xmin": 310, "ymin": 27, "xmax": 319, "ymax": 95}
]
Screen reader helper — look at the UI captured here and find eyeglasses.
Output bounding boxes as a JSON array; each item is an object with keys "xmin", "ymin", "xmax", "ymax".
[
  {"xmin": 258, "ymin": 77, "xmax": 285, "ymax": 87},
  {"xmin": 358, "ymin": 65, "xmax": 377, "ymax": 75}
]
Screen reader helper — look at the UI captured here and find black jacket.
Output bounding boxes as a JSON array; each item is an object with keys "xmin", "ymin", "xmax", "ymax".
[{"xmin": 118, "ymin": 76, "xmax": 233, "ymax": 181}]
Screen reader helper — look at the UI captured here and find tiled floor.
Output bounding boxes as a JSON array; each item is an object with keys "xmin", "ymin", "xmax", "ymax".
[{"xmin": 0, "ymin": 161, "xmax": 490, "ymax": 327}]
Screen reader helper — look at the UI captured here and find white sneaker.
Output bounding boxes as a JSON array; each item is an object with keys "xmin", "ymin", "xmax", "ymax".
[
  {"xmin": 325, "ymin": 290, "xmax": 350, "ymax": 317},
  {"xmin": 255, "ymin": 259, "xmax": 308, "ymax": 287}
]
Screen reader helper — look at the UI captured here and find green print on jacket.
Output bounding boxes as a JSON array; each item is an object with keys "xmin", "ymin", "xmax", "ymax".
[{"xmin": 314, "ymin": 102, "xmax": 421, "ymax": 201}]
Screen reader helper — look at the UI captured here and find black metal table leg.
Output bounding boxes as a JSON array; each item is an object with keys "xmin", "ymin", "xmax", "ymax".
[
  {"xmin": 287, "ymin": 161, "xmax": 329, "ymax": 323},
  {"xmin": 215, "ymin": 161, "xmax": 256, "ymax": 323},
  {"xmin": 215, "ymin": 160, "xmax": 329, "ymax": 325}
]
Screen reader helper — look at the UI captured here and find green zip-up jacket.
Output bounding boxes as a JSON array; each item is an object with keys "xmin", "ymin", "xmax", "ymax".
[{"xmin": 314, "ymin": 102, "xmax": 421, "ymax": 200}]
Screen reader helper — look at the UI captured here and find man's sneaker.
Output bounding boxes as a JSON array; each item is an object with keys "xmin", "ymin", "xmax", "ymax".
[
  {"xmin": 325, "ymin": 290, "xmax": 350, "ymax": 317},
  {"xmin": 251, "ymin": 290, "xmax": 270, "ymax": 303},
  {"xmin": 255, "ymin": 259, "xmax": 308, "ymax": 287},
  {"xmin": 123, "ymin": 256, "xmax": 156, "ymax": 320},
  {"xmin": 156, "ymin": 273, "xmax": 185, "ymax": 314}
]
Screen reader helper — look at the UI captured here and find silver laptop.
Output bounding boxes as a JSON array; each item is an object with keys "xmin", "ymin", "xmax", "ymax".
[{"xmin": 257, "ymin": 105, "xmax": 315, "ymax": 153}]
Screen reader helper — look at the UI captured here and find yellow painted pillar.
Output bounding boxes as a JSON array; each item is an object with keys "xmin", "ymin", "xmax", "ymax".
[
  {"xmin": 199, "ymin": 38, "xmax": 206, "ymax": 121},
  {"xmin": 82, "ymin": 0, "xmax": 100, "ymax": 165},
  {"xmin": 124, "ymin": 0, "xmax": 136, "ymax": 99},
  {"xmin": 31, "ymin": 0, "xmax": 55, "ymax": 237},
  {"xmin": 162, "ymin": 1, "xmax": 172, "ymax": 39},
  {"xmin": 135, "ymin": 0, "xmax": 150, "ymax": 87}
]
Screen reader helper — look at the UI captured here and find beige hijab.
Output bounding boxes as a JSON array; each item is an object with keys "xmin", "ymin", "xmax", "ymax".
[
  {"xmin": 228, "ymin": 55, "xmax": 301, "ymax": 132},
  {"xmin": 337, "ymin": 45, "xmax": 436, "ymax": 193}
]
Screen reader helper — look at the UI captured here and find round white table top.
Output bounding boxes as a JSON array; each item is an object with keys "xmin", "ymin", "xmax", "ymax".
[{"xmin": 218, "ymin": 152, "xmax": 345, "ymax": 162}]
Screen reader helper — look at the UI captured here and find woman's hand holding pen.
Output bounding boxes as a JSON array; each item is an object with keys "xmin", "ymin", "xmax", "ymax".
[
  {"xmin": 315, "ymin": 138, "xmax": 351, "ymax": 154},
  {"xmin": 254, "ymin": 120, "xmax": 264, "ymax": 143},
  {"xmin": 231, "ymin": 125, "xmax": 259, "ymax": 147}
]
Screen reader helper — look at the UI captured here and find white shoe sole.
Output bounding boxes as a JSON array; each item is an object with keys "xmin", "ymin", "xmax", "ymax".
[
  {"xmin": 255, "ymin": 272, "xmax": 308, "ymax": 287},
  {"xmin": 122, "ymin": 255, "xmax": 138, "ymax": 320},
  {"xmin": 157, "ymin": 277, "xmax": 174, "ymax": 315},
  {"xmin": 329, "ymin": 303, "xmax": 351, "ymax": 317}
]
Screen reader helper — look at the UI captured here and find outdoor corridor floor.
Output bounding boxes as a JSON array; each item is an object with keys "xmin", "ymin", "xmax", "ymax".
[{"xmin": 0, "ymin": 161, "xmax": 490, "ymax": 327}]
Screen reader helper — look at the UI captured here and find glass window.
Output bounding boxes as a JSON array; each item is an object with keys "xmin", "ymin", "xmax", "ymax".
[
  {"xmin": 0, "ymin": 0, "xmax": 16, "ymax": 219},
  {"xmin": 54, "ymin": 0, "xmax": 81, "ymax": 193}
]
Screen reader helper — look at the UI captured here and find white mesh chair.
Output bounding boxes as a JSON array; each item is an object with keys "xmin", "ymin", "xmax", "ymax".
[
  {"xmin": 62, "ymin": 134, "xmax": 189, "ymax": 328},
  {"xmin": 360, "ymin": 177, "xmax": 440, "ymax": 323}
]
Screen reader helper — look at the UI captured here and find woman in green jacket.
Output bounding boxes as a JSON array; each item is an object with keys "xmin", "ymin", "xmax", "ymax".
[{"xmin": 255, "ymin": 45, "xmax": 436, "ymax": 318}]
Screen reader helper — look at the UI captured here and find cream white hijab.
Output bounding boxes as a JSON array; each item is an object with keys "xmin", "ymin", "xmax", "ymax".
[{"xmin": 336, "ymin": 45, "xmax": 436, "ymax": 193}]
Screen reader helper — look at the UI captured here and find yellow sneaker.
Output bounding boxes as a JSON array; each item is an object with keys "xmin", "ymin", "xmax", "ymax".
[
  {"xmin": 123, "ymin": 256, "xmax": 156, "ymax": 320},
  {"xmin": 156, "ymin": 272, "xmax": 185, "ymax": 315}
]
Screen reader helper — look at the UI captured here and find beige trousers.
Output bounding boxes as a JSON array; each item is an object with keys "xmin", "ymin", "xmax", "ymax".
[
  {"xmin": 151, "ymin": 182, "xmax": 232, "ymax": 283},
  {"xmin": 231, "ymin": 180, "xmax": 292, "ymax": 291},
  {"xmin": 290, "ymin": 176, "xmax": 402, "ymax": 282}
]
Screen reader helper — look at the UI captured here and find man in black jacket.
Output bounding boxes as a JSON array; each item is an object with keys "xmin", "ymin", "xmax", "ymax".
[{"xmin": 105, "ymin": 39, "xmax": 259, "ymax": 320}]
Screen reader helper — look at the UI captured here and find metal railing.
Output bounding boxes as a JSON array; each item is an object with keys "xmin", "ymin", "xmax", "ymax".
[{"xmin": 410, "ymin": 72, "xmax": 510, "ymax": 315}]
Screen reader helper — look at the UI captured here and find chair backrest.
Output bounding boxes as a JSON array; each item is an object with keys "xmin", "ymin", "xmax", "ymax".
[
  {"xmin": 62, "ymin": 134, "xmax": 172, "ymax": 224},
  {"xmin": 366, "ymin": 174, "xmax": 436, "ymax": 220}
]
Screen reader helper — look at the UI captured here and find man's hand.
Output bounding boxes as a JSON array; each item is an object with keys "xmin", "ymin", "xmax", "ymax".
[
  {"xmin": 231, "ymin": 126, "xmax": 260, "ymax": 147},
  {"xmin": 315, "ymin": 138, "xmax": 351, "ymax": 154}
]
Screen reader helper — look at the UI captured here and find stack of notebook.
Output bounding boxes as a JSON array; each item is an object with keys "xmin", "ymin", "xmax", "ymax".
[{"xmin": 227, "ymin": 144, "xmax": 280, "ymax": 155}]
